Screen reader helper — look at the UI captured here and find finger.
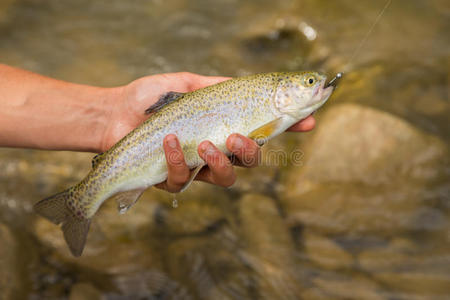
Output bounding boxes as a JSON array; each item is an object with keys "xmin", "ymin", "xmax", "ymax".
[
  {"xmin": 287, "ymin": 115, "xmax": 316, "ymax": 132},
  {"xmin": 226, "ymin": 134, "xmax": 260, "ymax": 168},
  {"xmin": 162, "ymin": 134, "xmax": 190, "ymax": 192},
  {"xmin": 197, "ymin": 141, "xmax": 236, "ymax": 187}
]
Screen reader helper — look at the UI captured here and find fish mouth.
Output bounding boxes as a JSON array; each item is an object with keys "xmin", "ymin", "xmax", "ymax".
[
  {"xmin": 307, "ymin": 78, "xmax": 334, "ymax": 116},
  {"xmin": 321, "ymin": 82, "xmax": 334, "ymax": 101},
  {"xmin": 314, "ymin": 78, "xmax": 333, "ymax": 102}
]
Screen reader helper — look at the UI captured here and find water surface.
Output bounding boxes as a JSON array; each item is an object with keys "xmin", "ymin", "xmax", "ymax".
[{"xmin": 0, "ymin": 0, "xmax": 449, "ymax": 299}]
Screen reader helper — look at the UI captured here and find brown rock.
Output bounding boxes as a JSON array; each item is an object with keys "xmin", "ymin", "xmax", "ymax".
[
  {"xmin": 375, "ymin": 271, "xmax": 450, "ymax": 296},
  {"xmin": 357, "ymin": 237, "xmax": 450, "ymax": 297},
  {"xmin": 283, "ymin": 104, "xmax": 447, "ymax": 237},
  {"xmin": 312, "ymin": 275, "xmax": 385, "ymax": 300},
  {"xmin": 157, "ymin": 184, "xmax": 229, "ymax": 236},
  {"xmin": 164, "ymin": 229, "xmax": 255, "ymax": 299},
  {"xmin": 0, "ymin": 0, "xmax": 16, "ymax": 23},
  {"xmin": 303, "ymin": 230, "xmax": 353, "ymax": 271},
  {"xmin": 238, "ymin": 193, "xmax": 305, "ymax": 299},
  {"xmin": 293, "ymin": 104, "xmax": 445, "ymax": 185},
  {"xmin": 0, "ymin": 222, "xmax": 21, "ymax": 300},
  {"xmin": 357, "ymin": 237, "xmax": 416, "ymax": 272},
  {"xmin": 34, "ymin": 189, "xmax": 164, "ymax": 274},
  {"xmin": 69, "ymin": 282, "xmax": 103, "ymax": 300}
]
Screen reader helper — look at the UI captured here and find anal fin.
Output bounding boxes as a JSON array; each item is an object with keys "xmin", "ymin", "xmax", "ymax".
[{"xmin": 145, "ymin": 91, "xmax": 185, "ymax": 114}]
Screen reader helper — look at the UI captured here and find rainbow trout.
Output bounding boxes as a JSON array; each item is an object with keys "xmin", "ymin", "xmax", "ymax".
[{"xmin": 34, "ymin": 71, "xmax": 339, "ymax": 256}]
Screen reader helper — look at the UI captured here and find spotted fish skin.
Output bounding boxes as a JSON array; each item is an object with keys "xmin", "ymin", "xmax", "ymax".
[{"xmin": 34, "ymin": 71, "xmax": 335, "ymax": 256}]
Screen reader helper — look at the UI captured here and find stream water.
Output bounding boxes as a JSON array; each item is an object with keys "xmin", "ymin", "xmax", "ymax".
[{"xmin": 0, "ymin": 0, "xmax": 449, "ymax": 299}]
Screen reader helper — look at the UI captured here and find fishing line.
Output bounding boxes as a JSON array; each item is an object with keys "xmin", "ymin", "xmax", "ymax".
[{"xmin": 343, "ymin": 0, "xmax": 393, "ymax": 73}]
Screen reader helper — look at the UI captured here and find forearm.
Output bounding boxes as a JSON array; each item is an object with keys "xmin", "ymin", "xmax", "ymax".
[{"xmin": 0, "ymin": 64, "xmax": 121, "ymax": 152}]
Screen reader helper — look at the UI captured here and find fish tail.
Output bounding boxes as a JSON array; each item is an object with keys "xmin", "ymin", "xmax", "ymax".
[{"xmin": 34, "ymin": 188, "xmax": 91, "ymax": 257}]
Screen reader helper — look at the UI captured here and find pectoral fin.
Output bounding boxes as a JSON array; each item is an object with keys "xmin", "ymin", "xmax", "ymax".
[
  {"xmin": 145, "ymin": 91, "xmax": 185, "ymax": 114},
  {"xmin": 113, "ymin": 189, "xmax": 145, "ymax": 214},
  {"xmin": 248, "ymin": 117, "xmax": 283, "ymax": 145},
  {"xmin": 179, "ymin": 164, "xmax": 205, "ymax": 193}
]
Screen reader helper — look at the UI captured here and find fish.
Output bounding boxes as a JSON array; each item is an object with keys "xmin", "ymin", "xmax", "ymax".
[{"xmin": 34, "ymin": 71, "xmax": 337, "ymax": 256}]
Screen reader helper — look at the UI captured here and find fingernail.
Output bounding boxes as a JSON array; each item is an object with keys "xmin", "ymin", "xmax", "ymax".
[
  {"xmin": 231, "ymin": 135, "xmax": 244, "ymax": 151},
  {"xmin": 167, "ymin": 136, "xmax": 177, "ymax": 148},
  {"xmin": 200, "ymin": 142, "xmax": 215, "ymax": 156},
  {"xmin": 205, "ymin": 143, "xmax": 215, "ymax": 156}
]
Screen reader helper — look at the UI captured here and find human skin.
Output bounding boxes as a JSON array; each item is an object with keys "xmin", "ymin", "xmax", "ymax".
[{"xmin": 0, "ymin": 64, "xmax": 315, "ymax": 192}]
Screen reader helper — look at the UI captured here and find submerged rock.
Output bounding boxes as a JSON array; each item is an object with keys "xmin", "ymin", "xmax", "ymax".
[
  {"xmin": 0, "ymin": 0, "xmax": 16, "ymax": 23},
  {"xmin": 291, "ymin": 103, "xmax": 445, "ymax": 185},
  {"xmin": 164, "ymin": 234, "xmax": 251, "ymax": 300},
  {"xmin": 212, "ymin": 14, "xmax": 327, "ymax": 75},
  {"xmin": 302, "ymin": 230, "xmax": 353, "ymax": 271},
  {"xmin": 69, "ymin": 282, "xmax": 103, "ymax": 300},
  {"xmin": 34, "ymin": 189, "xmax": 164, "ymax": 274},
  {"xmin": 283, "ymin": 103, "xmax": 447, "ymax": 237},
  {"xmin": 357, "ymin": 237, "xmax": 450, "ymax": 297},
  {"xmin": 0, "ymin": 222, "xmax": 21, "ymax": 300},
  {"xmin": 237, "ymin": 193, "xmax": 305, "ymax": 299},
  {"xmin": 311, "ymin": 275, "xmax": 385, "ymax": 300},
  {"xmin": 155, "ymin": 184, "xmax": 229, "ymax": 236}
]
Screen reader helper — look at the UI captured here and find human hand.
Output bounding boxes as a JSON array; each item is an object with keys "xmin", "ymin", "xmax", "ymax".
[
  {"xmin": 100, "ymin": 72, "xmax": 230, "ymax": 152},
  {"xmin": 101, "ymin": 72, "xmax": 315, "ymax": 191}
]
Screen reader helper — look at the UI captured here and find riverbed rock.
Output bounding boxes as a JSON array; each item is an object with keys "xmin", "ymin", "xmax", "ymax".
[
  {"xmin": 292, "ymin": 103, "xmax": 446, "ymax": 185},
  {"xmin": 357, "ymin": 237, "xmax": 450, "ymax": 297},
  {"xmin": 34, "ymin": 188, "xmax": 164, "ymax": 274},
  {"xmin": 156, "ymin": 184, "xmax": 230, "ymax": 236},
  {"xmin": 212, "ymin": 11, "xmax": 328, "ymax": 75},
  {"xmin": 0, "ymin": 0, "xmax": 16, "ymax": 23},
  {"xmin": 374, "ymin": 271, "xmax": 450, "ymax": 297},
  {"xmin": 238, "ymin": 193, "xmax": 305, "ymax": 299},
  {"xmin": 311, "ymin": 275, "xmax": 385, "ymax": 300},
  {"xmin": 357, "ymin": 237, "xmax": 417, "ymax": 272},
  {"xmin": 0, "ymin": 222, "xmax": 21, "ymax": 300},
  {"xmin": 165, "ymin": 234, "xmax": 252, "ymax": 299},
  {"xmin": 69, "ymin": 282, "xmax": 103, "ymax": 300},
  {"xmin": 283, "ymin": 103, "xmax": 447, "ymax": 237},
  {"xmin": 303, "ymin": 230, "xmax": 354, "ymax": 271}
]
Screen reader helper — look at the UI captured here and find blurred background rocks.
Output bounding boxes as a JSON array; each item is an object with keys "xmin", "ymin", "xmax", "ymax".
[{"xmin": 0, "ymin": 0, "xmax": 449, "ymax": 299}]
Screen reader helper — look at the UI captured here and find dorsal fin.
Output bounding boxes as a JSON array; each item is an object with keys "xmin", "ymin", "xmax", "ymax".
[
  {"xmin": 91, "ymin": 152, "xmax": 106, "ymax": 168},
  {"xmin": 145, "ymin": 91, "xmax": 185, "ymax": 114}
]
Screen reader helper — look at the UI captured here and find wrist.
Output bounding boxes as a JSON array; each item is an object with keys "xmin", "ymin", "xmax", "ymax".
[
  {"xmin": 81, "ymin": 85, "xmax": 124, "ymax": 153},
  {"xmin": 93, "ymin": 85, "xmax": 125, "ymax": 153},
  {"xmin": 0, "ymin": 64, "xmax": 126, "ymax": 153}
]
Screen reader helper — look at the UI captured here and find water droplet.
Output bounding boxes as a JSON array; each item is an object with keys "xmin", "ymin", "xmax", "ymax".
[{"xmin": 118, "ymin": 203, "xmax": 129, "ymax": 214}]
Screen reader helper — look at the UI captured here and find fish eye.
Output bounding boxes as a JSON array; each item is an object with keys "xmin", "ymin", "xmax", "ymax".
[{"xmin": 305, "ymin": 76, "xmax": 316, "ymax": 86}]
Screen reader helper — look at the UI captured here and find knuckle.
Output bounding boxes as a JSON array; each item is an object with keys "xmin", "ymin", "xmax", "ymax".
[{"xmin": 220, "ymin": 175, "xmax": 236, "ymax": 188}]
